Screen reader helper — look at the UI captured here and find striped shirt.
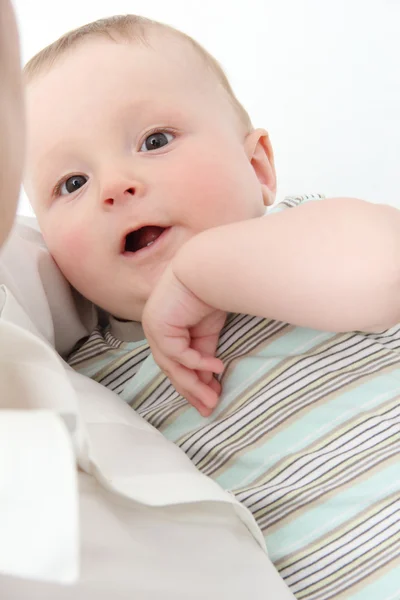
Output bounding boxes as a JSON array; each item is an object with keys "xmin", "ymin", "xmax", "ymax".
[{"xmin": 68, "ymin": 195, "xmax": 400, "ymax": 600}]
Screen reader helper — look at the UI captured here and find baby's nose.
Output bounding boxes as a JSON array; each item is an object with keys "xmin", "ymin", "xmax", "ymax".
[{"xmin": 103, "ymin": 186, "xmax": 136, "ymax": 206}]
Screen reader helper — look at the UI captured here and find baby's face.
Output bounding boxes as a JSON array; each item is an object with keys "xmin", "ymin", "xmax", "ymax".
[{"xmin": 26, "ymin": 34, "xmax": 274, "ymax": 320}]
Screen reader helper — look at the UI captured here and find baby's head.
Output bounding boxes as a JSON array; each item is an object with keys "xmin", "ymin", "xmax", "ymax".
[{"xmin": 24, "ymin": 15, "xmax": 276, "ymax": 320}]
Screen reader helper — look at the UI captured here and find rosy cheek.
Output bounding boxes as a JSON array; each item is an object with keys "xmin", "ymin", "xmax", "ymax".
[
  {"xmin": 177, "ymin": 161, "xmax": 233, "ymax": 223},
  {"xmin": 49, "ymin": 223, "xmax": 91, "ymax": 274}
]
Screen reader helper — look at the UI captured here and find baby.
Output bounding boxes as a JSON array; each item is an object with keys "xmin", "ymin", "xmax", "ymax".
[{"xmin": 24, "ymin": 15, "xmax": 400, "ymax": 599}]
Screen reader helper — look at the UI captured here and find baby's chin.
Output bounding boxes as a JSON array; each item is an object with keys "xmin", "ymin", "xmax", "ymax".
[
  {"xmin": 72, "ymin": 234, "xmax": 181, "ymax": 322},
  {"xmin": 112, "ymin": 259, "xmax": 174, "ymax": 321},
  {"xmin": 100, "ymin": 285, "xmax": 152, "ymax": 323}
]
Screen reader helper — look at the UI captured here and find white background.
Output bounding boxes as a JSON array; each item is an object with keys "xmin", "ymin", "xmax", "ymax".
[{"xmin": 14, "ymin": 0, "xmax": 400, "ymax": 215}]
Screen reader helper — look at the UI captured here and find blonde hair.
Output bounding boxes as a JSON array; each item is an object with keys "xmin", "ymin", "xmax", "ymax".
[{"xmin": 24, "ymin": 14, "xmax": 253, "ymax": 132}]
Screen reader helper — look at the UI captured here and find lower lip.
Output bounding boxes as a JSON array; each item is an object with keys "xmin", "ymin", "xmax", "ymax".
[{"xmin": 121, "ymin": 227, "xmax": 172, "ymax": 261}]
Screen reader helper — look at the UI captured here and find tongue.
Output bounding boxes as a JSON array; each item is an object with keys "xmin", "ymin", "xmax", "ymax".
[{"xmin": 136, "ymin": 226, "xmax": 164, "ymax": 250}]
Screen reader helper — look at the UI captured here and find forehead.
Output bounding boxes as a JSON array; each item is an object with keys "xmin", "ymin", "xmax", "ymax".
[{"xmin": 26, "ymin": 34, "xmax": 226, "ymax": 127}]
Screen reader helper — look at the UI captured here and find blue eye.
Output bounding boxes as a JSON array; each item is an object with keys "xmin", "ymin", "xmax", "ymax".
[
  {"xmin": 59, "ymin": 175, "xmax": 88, "ymax": 195},
  {"xmin": 140, "ymin": 131, "xmax": 174, "ymax": 152}
]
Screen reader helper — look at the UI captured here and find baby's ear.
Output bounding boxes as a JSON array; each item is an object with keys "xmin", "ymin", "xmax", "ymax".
[{"xmin": 244, "ymin": 128, "xmax": 276, "ymax": 206}]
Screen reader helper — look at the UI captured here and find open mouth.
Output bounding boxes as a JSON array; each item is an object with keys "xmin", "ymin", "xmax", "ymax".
[{"xmin": 123, "ymin": 225, "xmax": 167, "ymax": 254}]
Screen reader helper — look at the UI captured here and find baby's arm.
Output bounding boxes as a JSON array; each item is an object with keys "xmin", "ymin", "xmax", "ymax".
[
  {"xmin": 143, "ymin": 197, "xmax": 400, "ymax": 414},
  {"xmin": 173, "ymin": 197, "xmax": 400, "ymax": 332}
]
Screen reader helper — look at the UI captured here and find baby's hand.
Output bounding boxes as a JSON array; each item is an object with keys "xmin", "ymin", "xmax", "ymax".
[{"xmin": 142, "ymin": 265, "xmax": 226, "ymax": 416}]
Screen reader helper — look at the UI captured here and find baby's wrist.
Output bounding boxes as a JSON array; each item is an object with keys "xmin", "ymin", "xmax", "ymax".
[{"xmin": 171, "ymin": 231, "xmax": 210, "ymax": 297}]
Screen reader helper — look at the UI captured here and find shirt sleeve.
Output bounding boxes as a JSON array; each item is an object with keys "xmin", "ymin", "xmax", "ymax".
[
  {"xmin": 0, "ymin": 410, "xmax": 78, "ymax": 583},
  {"xmin": 0, "ymin": 286, "xmax": 80, "ymax": 583}
]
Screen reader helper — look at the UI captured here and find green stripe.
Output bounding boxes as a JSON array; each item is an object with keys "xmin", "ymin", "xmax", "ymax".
[
  {"xmin": 268, "ymin": 463, "xmax": 400, "ymax": 562},
  {"xmin": 346, "ymin": 561, "xmax": 400, "ymax": 600}
]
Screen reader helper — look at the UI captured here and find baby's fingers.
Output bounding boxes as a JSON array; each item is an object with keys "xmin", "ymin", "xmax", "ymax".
[
  {"xmin": 179, "ymin": 348, "xmax": 224, "ymax": 374},
  {"xmin": 184, "ymin": 393, "xmax": 215, "ymax": 417},
  {"xmin": 148, "ymin": 329, "xmax": 223, "ymax": 375},
  {"xmin": 197, "ymin": 370, "xmax": 222, "ymax": 397},
  {"xmin": 161, "ymin": 361, "xmax": 220, "ymax": 415}
]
